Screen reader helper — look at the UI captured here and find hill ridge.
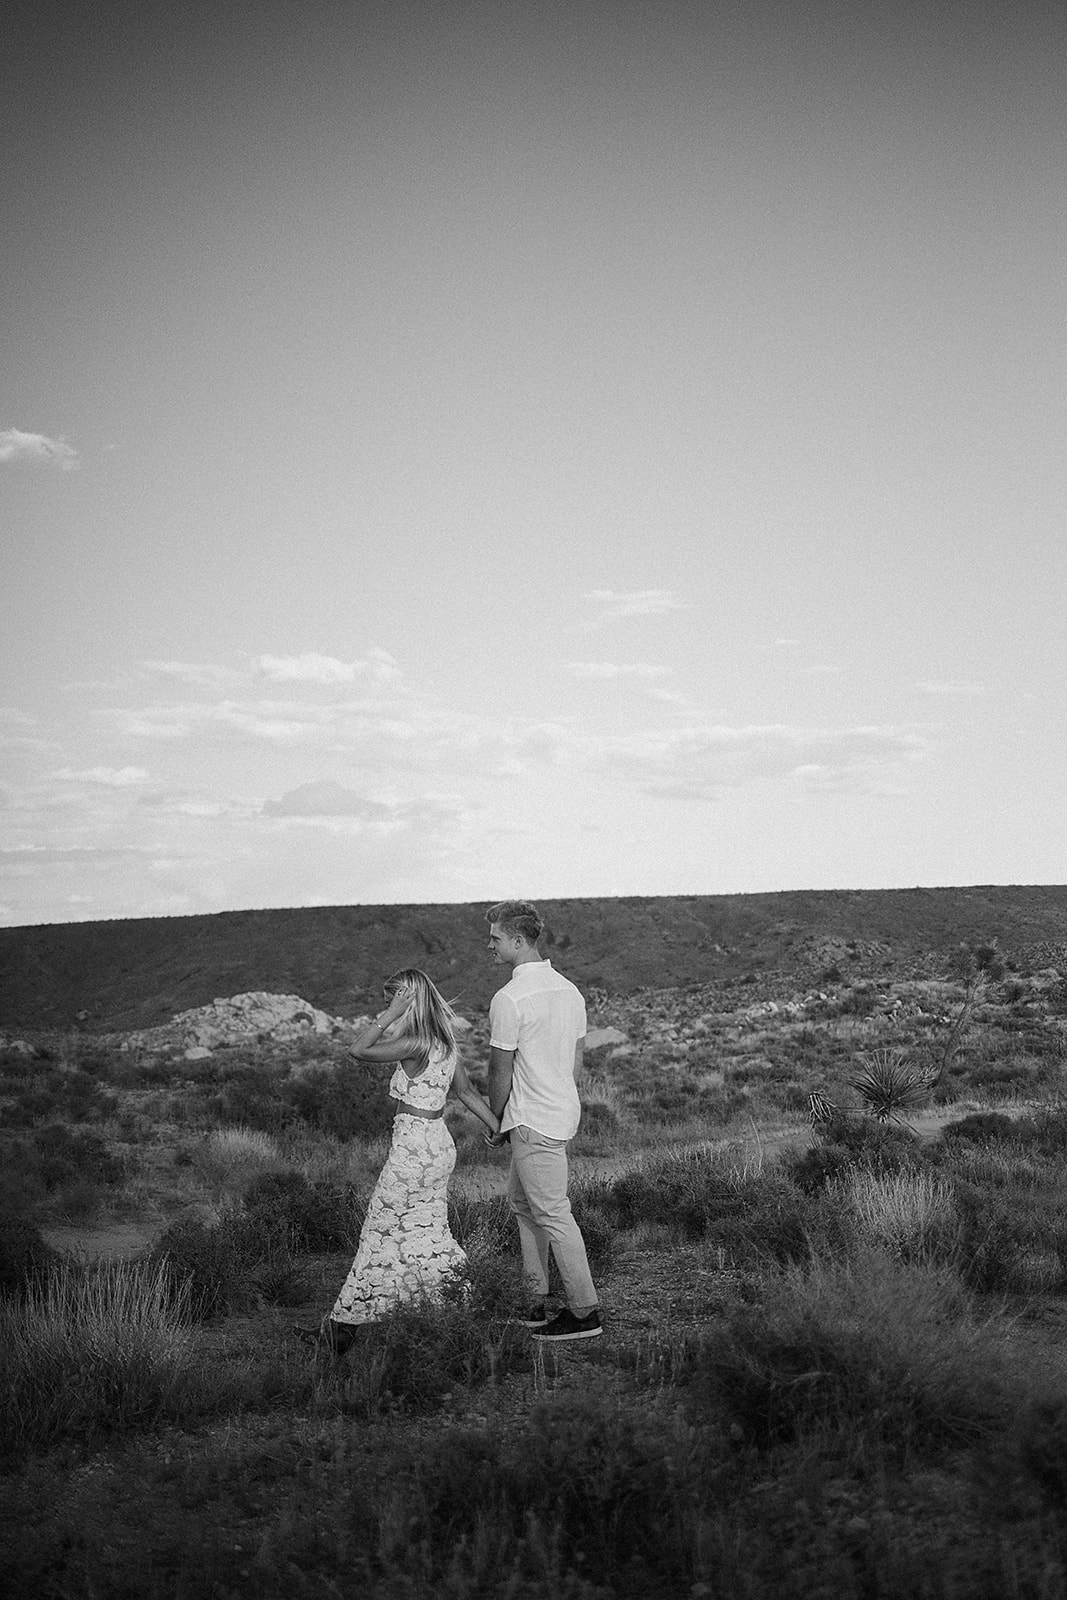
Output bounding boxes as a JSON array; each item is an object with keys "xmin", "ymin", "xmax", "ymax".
[{"xmin": 3, "ymin": 886, "xmax": 1067, "ymax": 1031}]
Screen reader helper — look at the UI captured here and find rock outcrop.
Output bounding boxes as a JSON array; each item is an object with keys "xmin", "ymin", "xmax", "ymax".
[{"xmin": 121, "ymin": 991, "xmax": 341, "ymax": 1053}]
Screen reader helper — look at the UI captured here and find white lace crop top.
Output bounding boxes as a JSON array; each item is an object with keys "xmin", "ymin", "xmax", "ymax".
[{"xmin": 388, "ymin": 1040, "xmax": 456, "ymax": 1111}]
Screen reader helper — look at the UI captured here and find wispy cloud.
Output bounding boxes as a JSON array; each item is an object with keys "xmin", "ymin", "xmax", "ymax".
[
  {"xmin": 142, "ymin": 660, "xmax": 247, "ymax": 688},
  {"xmin": 598, "ymin": 722, "xmax": 928, "ymax": 800},
  {"xmin": 567, "ymin": 662, "xmax": 672, "ymax": 680},
  {"xmin": 53, "ymin": 766, "xmax": 150, "ymax": 787},
  {"xmin": 252, "ymin": 650, "xmax": 399, "ymax": 685},
  {"xmin": 262, "ymin": 781, "xmax": 460, "ymax": 830},
  {"xmin": 0, "ymin": 844, "xmax": 153, "ymax": 870},
  {"xmin": 0, "ymin": 428, "xmax": 81, "ymax": 471},
  {"xmin": 913, "ymin": 680, "xmax": 987, "ymax": 698},
  {"xmin": 262, "ymin": 781, "xmax": 393, "ymax": 819},
  {"xmin": 582, "ymin": 589, "xmax": 689, "ymax": 623}
]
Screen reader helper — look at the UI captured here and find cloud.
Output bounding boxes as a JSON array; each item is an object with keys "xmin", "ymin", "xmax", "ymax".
[
  {"xmin": 53, "ymin": 766, "xmax": 150, "ymax": 787},
  {"xmin": 0, "ymin": 844, "xmax": 152, "ymax": 871},
  {"xmin": 261, "ymin": 781, "xmax": 461, "ymax": 832},
  {"xmin": 582, "ymin": 589, "xmax": 689, "ymax": 622},
  {"xmin": 102, "ymin": 699, "xmax": 336, "ymax": 744},
  {"xmin": 567, "ymin": 663, "xmax": 672, "ymax": 680},
  {"xmin": 263, "ymin": 782, "xmax": 392, "ymax": 819},
  {"xmin": 597, "ymin": 722, "xmax": 928, "ymax": 800},
  {"xmin": 253, "ymin": 650, "xmax": 399, "ymax": 685},
  {"xmin": 0, "ymin": 428, "xmax": 81, "ymax": 470},
  {"xmin": 913, "ymin": 680, "xmax": 987, "ymax": 698},
  {"xmin": 142, "ymin": 661, "xmax": 246, "ymax": 688}
]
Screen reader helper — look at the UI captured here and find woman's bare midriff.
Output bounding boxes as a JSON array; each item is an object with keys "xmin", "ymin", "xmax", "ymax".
[{"xmin": 393, "ymin": 1103, "xmax": 444, "ymax": 1120}]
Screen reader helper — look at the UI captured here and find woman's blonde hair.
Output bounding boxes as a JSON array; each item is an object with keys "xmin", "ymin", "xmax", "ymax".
[{"xmin": 383, "ymin": 968, "xmax": 457, "ymax": 1063}]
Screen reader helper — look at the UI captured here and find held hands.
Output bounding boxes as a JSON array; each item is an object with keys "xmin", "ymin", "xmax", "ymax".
[{"xmin": 483, "ymin": 1129, "xmax": 509, "ymax": 1149}]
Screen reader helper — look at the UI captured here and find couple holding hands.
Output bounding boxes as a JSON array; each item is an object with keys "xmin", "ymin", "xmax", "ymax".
[{"xmin": 312, "ymin": 900, "xmax": 602, "ymax": 1349}]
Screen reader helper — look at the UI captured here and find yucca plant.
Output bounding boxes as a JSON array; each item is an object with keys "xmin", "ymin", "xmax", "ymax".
[{"xmin": 847, "ymin": 1047, "xmax": 937, "ymax": 1124}]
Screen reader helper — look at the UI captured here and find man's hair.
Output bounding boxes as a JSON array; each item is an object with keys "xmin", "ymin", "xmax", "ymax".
[{"xmin": 485, "ymin": 900, "xmax": 545, "ymax": 946}]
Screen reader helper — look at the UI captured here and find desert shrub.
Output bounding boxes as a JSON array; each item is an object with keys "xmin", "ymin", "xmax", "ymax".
[
  {"xmin": 379, "ymin": 1398, "xmax": 696, "ymax": 1589},
  {"xmin": 190, "ymin": 1125, "xmax": 285, "ymax": 1198},
  {"xmin": 966, "ymin": 1052, "xmax": 1058, "ymax": 1095},
  {"xmin": 32, "ymin": 1123, "xmax": 125, "ymax": 1190},
  {"xmin": 838, "ymin": 1168, "xmax": 959, "ymax": 1265},
  {"xmin": 150, "ymin": 1215, "xmax": 262, "ymax": 1320},
  {"xmin": 326, "ymin": 1294, "xmax": 529, "ymax": 1417},
  {"xmin": 0, "ymin": 1138, "xmax": 47, "ymax": 1213},
  {"xmin": 782, "ymin": 1119, "xmax": 925, "ymax": 1196},
  {"xmin": 1012, "ymin": 1396, "xmax": 1067, "ymax": 1513},
  {"xmin": 1013, "ymin": 1103, "xmax": 1067, "ymax": 1157},
  {"xmin": 952, "ymin": 1179, "xmax": 1067, "ymax": 1295},
  {"xmin": 242, "ymin": 1170, "xmax": 365, "ymax": 1254},
  {"xmin": 447, "ymin": 1188, "xmax": 515, "ymax": 1254},
  {"xmin": 203, "ymin": 1068, "xmax": 285, "ymax": 1134},
  {"xmin": 585, "ymin": 1149, "xmax": 845, "ymax": 1266},
  {"xmin": 680, "ymin": 1252, "xmax": 1010, "ymax": 1464},
  {"xmin": 280, "ymin": 1062, "xmax": 395, "ymax": 1142},
  {"xmin": 0, "ymin": 1067, "xmax": 117, "ymax": 1127},
  {"xmin": 0, "ymin": 1214, "xmax": 59, "ymax": 1301},
  {"xmin": 941, "ymin": 1111, "xmax": 1020, "ymax": 1148},
  {"xmin": 0, "ymin": 1258, "xmax": 199, "ymax": 1457}
]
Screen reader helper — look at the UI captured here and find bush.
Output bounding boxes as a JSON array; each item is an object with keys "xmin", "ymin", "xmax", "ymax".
[
  {"xmin": 783, "ymin": 1120, "xmax": 925, "ymax": 1197},
  {"xmin": 150, "ymin": 1215, "xmax": 262, "ymax": 1320},
  {"xmin": 32, "ymin": 1124, "xmax": 125, "ymax": 1190},
  {"xmin": 838, "ymin": 1168, "xmax": 959, "ymax": 1265},
  {"xmin": 378, "ymin": 1398, "xmax": 698, "ymax": 1589},
  {"xmin": 326, "ymin": 1294, "xmax": 529, "ymax": 1417},
  {"xmin": 941, "ymin": 1112, "xmax": 1019, "ymax": 1149},
  {"xmin": 583, "ymin": 1149, "xmax": 846, "ymax": 1267},
  {"xmin": 242, "ymin": 1170, "xmax": 365, "ymax": 1255},
  {"xmin": 680, "ymin": 1252, "xmax": 1010, "ymax": 1465},
  {"xmin": 189, "ymin": 1125, "xmax": 284, "ymax": 1197},
  {"xmin": 952, "ymin": 1179, "xmax": 1067, "ymax": 1295},
  {"xmin": 0, "ymin": 1259, "xmax": 198, "ymax": 1457},
  {"xmin": 0, "ymin": 1214, "xmax": 59, "ymax": 1301}
]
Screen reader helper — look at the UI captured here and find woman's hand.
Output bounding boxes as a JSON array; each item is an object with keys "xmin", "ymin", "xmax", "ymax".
[{"xmin": 377, "ymin": 987, "xmax": 412, "ymax": 1027}]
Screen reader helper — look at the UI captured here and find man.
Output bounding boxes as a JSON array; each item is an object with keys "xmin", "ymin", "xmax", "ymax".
[{"xmin": 484, "ymin": 899, "xmax": 602, "ymax": 1341}]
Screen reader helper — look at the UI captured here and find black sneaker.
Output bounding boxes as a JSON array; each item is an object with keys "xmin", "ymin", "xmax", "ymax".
[
  {"xmin": 532, "ymin": 1308, "xmax": 602, "ymax": 1341},
  {"xmin": 517, "ymin": 1304, "xmax": 550, "ymax": 1328}
]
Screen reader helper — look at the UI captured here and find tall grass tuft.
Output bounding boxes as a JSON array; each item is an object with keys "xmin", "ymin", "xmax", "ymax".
[
  {"xmin": 839, "ymin": 1168, "xmax": 959, "ymax": 1264},
  {"xmin": 0, "ymin": 1258, "xmax": 198, "ymax": 1456},
  {"xmin": 190, "ymin": 1124, "xmax": 284, "ymax": 1198},
  {"xmin": 681, "ymin": 1250, "xmax": 1012, "ymax": 1465}
]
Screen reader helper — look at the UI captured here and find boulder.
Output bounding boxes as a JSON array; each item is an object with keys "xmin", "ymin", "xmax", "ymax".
[
  {"xmin": 123, "ymin": 991, "xmax": 339, "ymax": 1052},
  {"xmin": 585, "ymin": 1026, "xmax": 628, "ymax": 1051}
]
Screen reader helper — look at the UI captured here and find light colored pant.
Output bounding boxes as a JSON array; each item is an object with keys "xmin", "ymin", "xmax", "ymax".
[{"xmin": 507, "ymin": 1124, "xmax": 598, "ymax": 1315}]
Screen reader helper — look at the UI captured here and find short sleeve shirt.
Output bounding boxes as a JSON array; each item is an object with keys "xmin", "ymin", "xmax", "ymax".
[{"xmin": 489, "ymin": 960, "xmax": 587, "ymax": 1139}]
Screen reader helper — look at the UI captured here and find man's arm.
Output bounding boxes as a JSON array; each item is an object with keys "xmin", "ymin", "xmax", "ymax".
[
  {"xmin": 573, "ymin": 1036, "xmax": 584, "ymax": 1077},
  {"xmin": 487, "ymin": 1045, "xmax": 515, "ymax": 1122}
]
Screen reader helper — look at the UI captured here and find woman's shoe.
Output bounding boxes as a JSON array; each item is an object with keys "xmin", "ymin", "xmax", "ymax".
[{"xmin": 322, "ymin": 1317, "xmax": 361, "ymax": 1355}]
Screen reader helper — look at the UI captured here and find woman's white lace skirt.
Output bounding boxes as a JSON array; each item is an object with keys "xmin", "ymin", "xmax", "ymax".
[{"xmin": 331, "ymin": 1114, "xmax": 467, "ymax": 1324}]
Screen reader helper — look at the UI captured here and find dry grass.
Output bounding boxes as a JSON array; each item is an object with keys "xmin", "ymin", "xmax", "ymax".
[
  {"xmin": 189, "ymin": 1125, "xmax": 284, "ymax": 1199},
  {"xmin": 0, "ymin": 1257, "xmax": 198, "ymax": 1453},
  {"xmin": 839, "ymin": 1168, "xmax": 960, "ymax": 1264}
]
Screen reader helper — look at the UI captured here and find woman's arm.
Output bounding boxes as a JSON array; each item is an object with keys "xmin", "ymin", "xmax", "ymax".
[
  {"xmin": 347, "ymin": 990, "xmax": 420, "ymax": 1062},
  {"xmin": 450, "ymin": 1058, "xmax": 499, "ymax": 1135}
]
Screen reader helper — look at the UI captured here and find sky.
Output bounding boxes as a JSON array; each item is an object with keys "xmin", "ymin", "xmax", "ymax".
[{"xmin": 2, "ymin": 0, "xmax": 1065, "ymax": 929}]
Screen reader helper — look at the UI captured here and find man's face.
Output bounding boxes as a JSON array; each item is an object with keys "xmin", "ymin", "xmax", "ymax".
[{"xmin": 487, "ymin": 921, "xmax": 520, "ymax": 966}]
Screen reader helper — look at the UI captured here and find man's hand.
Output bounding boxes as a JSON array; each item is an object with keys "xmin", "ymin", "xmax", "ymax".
[{"xmin": 483, "ymin": 1130, "xmax": 509, "ymax": 1149}]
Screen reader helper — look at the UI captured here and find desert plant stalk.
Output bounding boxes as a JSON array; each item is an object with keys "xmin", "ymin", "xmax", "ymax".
[{"xmin": 0, "ymin": 1257, "xmax": 197, "ymax": 1455}]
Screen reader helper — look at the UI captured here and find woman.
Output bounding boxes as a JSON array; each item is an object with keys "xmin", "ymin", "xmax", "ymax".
[{"xmin": 314, "ymin": 968, "xmax": 498, "ymax": 1353}]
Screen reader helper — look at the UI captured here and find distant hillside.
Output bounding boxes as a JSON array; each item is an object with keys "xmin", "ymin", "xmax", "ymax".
[{"xmin": 2, "ymin": 887, "xmax": 1067, "ymax": 1032}]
